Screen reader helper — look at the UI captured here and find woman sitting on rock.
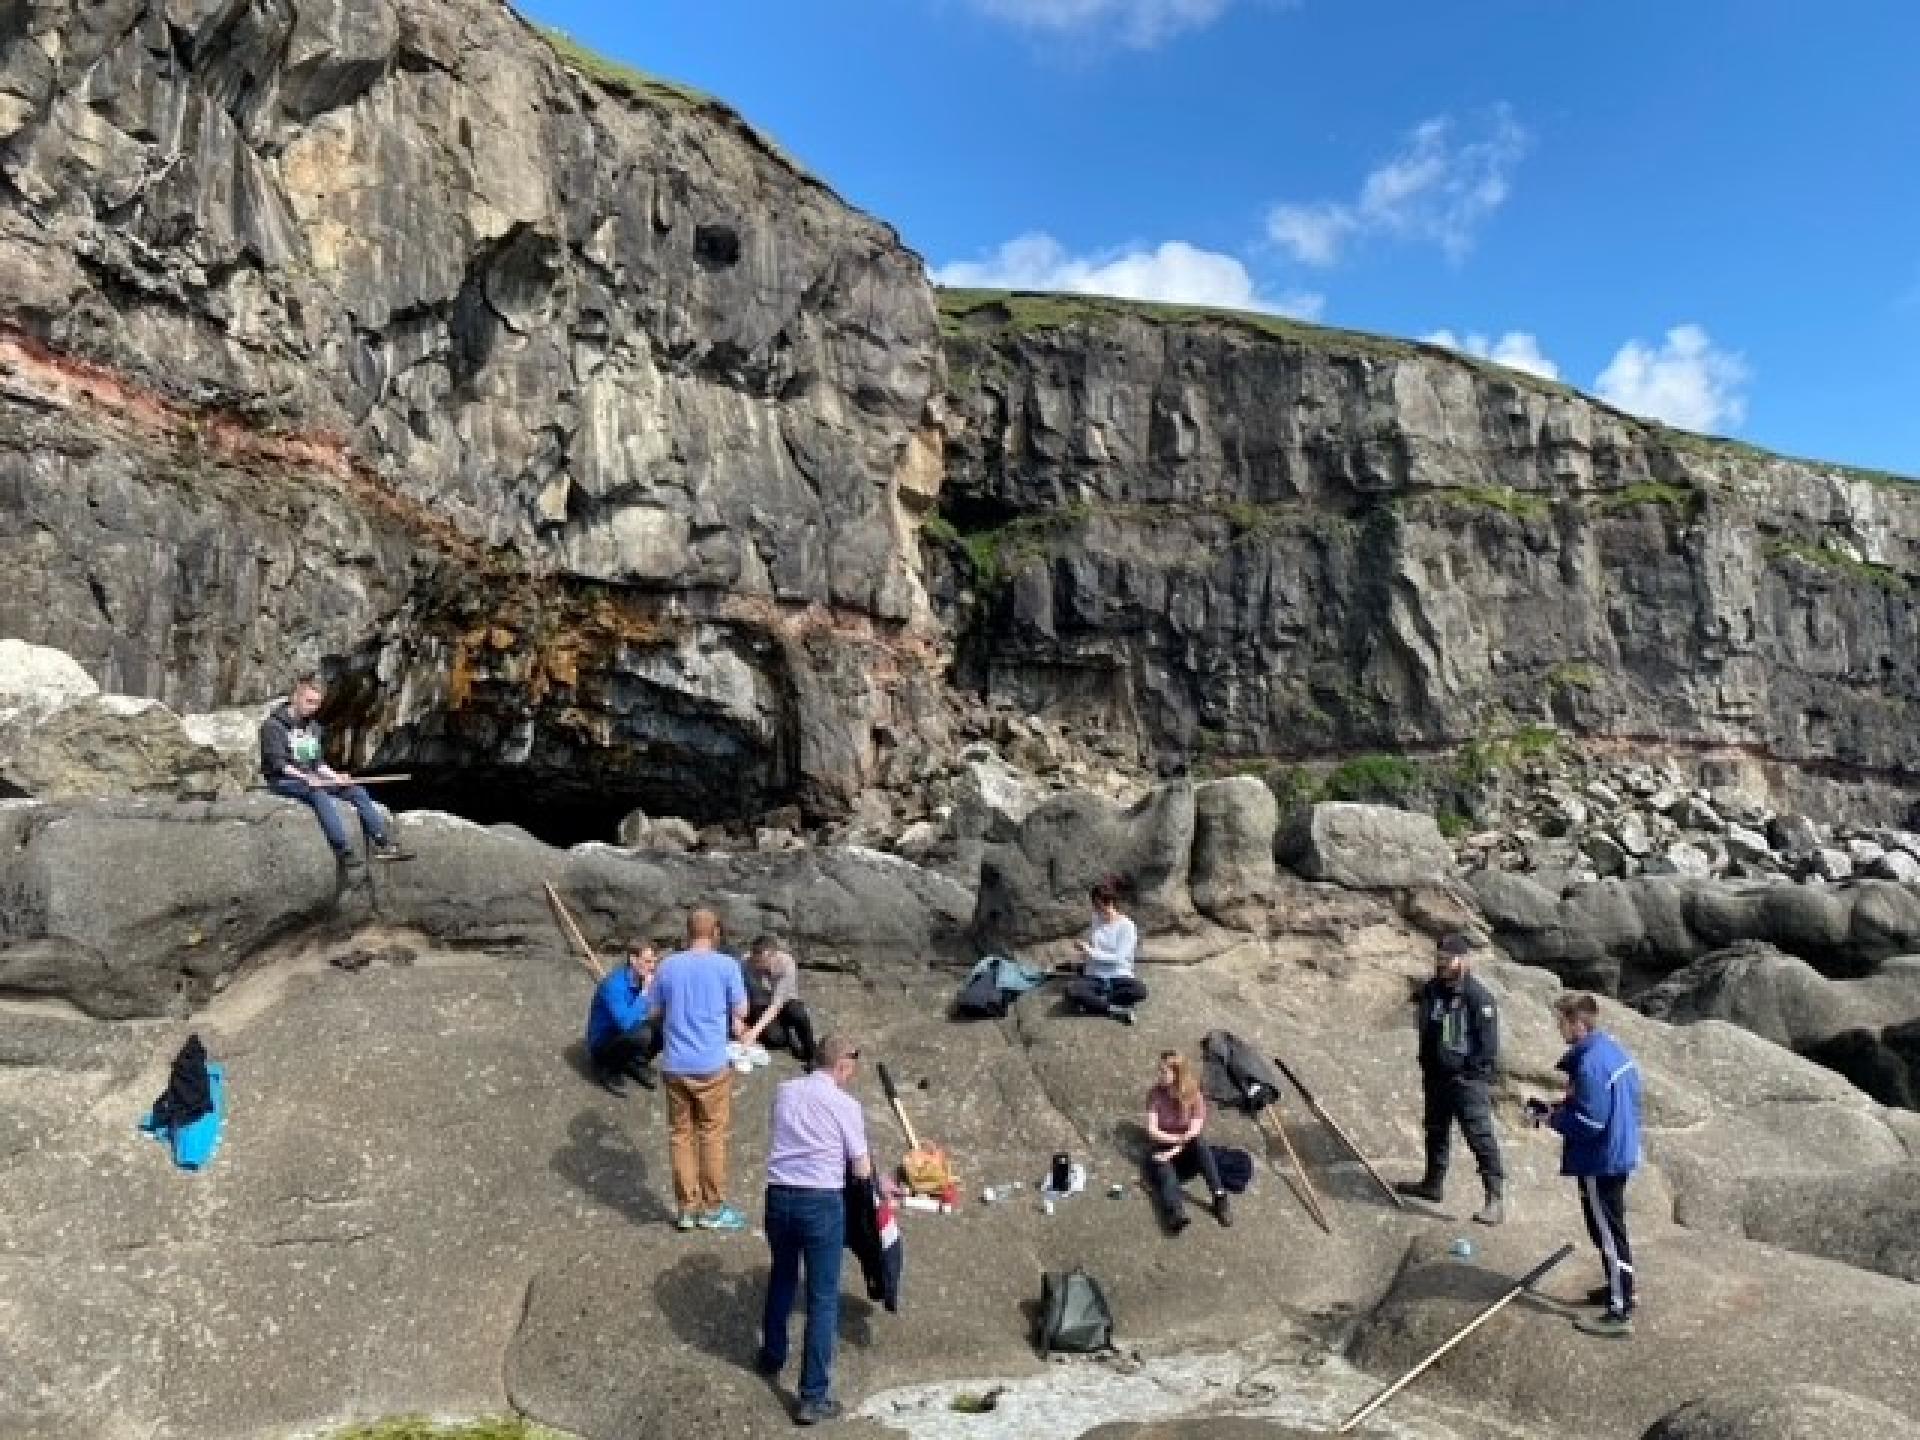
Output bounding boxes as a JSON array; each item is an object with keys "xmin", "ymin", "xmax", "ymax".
[
  {"xmin": 1144, "ymin": 1050, "xmax": 1231, "ymax": 1232},
  {"xmin": 1064, "ymin": 876, "xmax": 1148, "ymax": 1024}
]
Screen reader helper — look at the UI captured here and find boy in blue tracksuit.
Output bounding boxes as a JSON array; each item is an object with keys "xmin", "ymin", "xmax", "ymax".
[
  {"xmin": 587, "ymin": 943, "xmax": 661, "ymax": 1095},
  {"xmin": 1532, "ymin": 991, "xmax": 1643, "ymax": 1338}
]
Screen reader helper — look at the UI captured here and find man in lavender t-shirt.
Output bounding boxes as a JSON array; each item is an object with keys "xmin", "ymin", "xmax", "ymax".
[{"xmin": 756, "ymin": 1034, "xmax": 871, "ymax": 1426}]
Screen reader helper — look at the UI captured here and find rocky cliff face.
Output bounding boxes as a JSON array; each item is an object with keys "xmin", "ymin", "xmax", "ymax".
[
  {"xmin": 1, "ymin": 0, "xmax": 945, "ymax": 827},
  {"xmin": 6, "ymin": 2, "xmax": 1920, "ymax": 842},
  {"xmin": 936, "ymin": 292, "xmax": 1920, "ymax": 816}
]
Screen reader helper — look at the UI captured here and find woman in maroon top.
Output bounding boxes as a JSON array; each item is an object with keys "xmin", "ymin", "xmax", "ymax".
[{"xmin": 1144, "ymin": 1050, "xmax": 1232, "ymax": 1231}]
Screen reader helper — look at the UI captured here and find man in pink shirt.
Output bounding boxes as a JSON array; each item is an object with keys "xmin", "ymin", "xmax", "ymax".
[{"xmin": 757, "ymin": 1034, "xmax": 871, "ymax": 1425}]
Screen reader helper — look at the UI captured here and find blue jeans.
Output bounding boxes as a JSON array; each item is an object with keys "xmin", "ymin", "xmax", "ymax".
[
  {"xmin": 761, "ymin": 1184, "xmax": 845, "ymax": 1404},
  {"xmin": 273, "ymin": 777, "xmax": 387, "ymax": 857}
]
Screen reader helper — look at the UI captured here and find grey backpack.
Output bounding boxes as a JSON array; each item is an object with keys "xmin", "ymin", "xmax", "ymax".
[{"xmin": 1038, "ymin": 1269, "xmax": 1115, "ymax": 1355}]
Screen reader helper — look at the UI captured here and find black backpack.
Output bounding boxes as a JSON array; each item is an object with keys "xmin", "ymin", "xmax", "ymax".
[{"xmin": 1038, "ymin": 1269, "xmax": 1114, "ymax": 1355}]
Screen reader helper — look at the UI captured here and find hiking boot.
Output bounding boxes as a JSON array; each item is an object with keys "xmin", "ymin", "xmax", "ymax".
[
  {"xmin": 1471, "ymin": 1179, "xmax": 1506, "ymax": 1226},
  {"xmin": 1573, "ymin": 1309, "xmax": 1634, "ymax": 1339},
  {"xmin": 370, "ymin": 837, "xmax": 415, "ymax": 862},
  {"xmin": 698, "ymin": 1205, "xmax": 748, "ymax": 1232},
  {"xmin": 1212, "ymin": 1193, "xmax": 1234, "ymax": 1228},
  {"xmin": 1394, "ymin": 1175, "xmax": 1445, "ymax": 1205},
  {"xmin": 794, "ymin": 1397, "xmax": 843, "ymax": 1426}
]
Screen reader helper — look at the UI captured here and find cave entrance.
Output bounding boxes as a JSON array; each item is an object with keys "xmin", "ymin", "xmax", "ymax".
[{"xmin": 378, "ymin": 769, "xmax": 647, "ymax": 849}]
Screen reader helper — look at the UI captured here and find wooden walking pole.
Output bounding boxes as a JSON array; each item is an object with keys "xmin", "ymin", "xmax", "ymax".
[
  {"xmin": 542, "ymin": 881, "xmax": 606, "ymax": 980},
  {"xmin": 1337, "ymin": 1243, "xmax": 1574, "ymax": 1434},
  {"xmin": 1259, "ymin": 1099, "xmax": 1332, "ymax": 1234},
  {"xmin": 1271, "ymin": 1054, "xmax": 1404, "ymax": 1209}
]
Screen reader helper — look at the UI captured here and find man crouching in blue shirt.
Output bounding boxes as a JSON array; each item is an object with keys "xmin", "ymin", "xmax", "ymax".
[
  {"xmin": 586, "ymin": 941, "xmax": 661, "ymax": 1095},
  {"xmin": 1531, "ymin": 991, "xmax": 1643, "ymax": 1338}
]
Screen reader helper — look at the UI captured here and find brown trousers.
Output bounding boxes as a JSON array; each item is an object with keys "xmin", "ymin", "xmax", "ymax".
[{"xmin": 665, "ymin": 1069, "xmax": 734, "ymax": 1213}]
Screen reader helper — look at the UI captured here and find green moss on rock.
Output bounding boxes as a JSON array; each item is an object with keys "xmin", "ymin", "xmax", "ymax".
[{"xmin": 1763, "ymin": 540, "xmax": 1911, "ymax": 595}]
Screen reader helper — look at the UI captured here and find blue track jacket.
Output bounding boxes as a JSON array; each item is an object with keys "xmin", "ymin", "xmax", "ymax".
[
  {"xmin": 1549, "ymin": 1029, "xmax": 1642, "ymax": 1177},
  {"xmin": 586, "ymin": 967, "xmax": 650, "ymax": 1052}
]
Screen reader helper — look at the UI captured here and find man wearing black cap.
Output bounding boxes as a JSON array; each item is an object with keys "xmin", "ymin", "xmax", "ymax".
[{"xmin": 1396, "ymin": 931, "xmax": 1507, "ymax": 1225}]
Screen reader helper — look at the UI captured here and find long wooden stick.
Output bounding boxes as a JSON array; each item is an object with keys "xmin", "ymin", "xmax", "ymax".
[
  {"xmin": 876, "ymin": 1063, "xmax": 923, "ymax": 1150},
  {"xmin": 543, "ymin": 881, "xmax": 606, "ymax": 980},
  {"xmin": 253, "ymin": 774, "xmax": 413, "ymax": 789},
  {"xmin": 1337, "ymin": 1244, "xmax": 1574, "ymax": 1434},
  {"xmin": 1259, "ymin": 1102, "xmax": 1332, "ymax": 1233},
  {"xmin": 1270, "ymin": 1054, "xmax": 1404, "ymax": 1209}
]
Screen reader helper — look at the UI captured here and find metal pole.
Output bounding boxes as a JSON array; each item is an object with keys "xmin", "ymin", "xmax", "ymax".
[{"xmin": 1337, "ymin": 1243, "xmax": 1575, "ymax": 1434}]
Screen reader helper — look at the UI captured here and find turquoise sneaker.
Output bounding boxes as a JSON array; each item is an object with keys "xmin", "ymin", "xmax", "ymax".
[{"xmin": 697, "ymin": 1205, "xmax": 748, "ymax": 1232}]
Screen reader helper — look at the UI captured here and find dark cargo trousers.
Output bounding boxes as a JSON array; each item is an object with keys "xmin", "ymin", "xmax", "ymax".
[{"xmin": 1421, "ymin": 1068, "xmax": 1505, "ymax": 1183}]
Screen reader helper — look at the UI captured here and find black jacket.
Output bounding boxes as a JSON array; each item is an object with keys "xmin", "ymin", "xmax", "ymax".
[
  {"xmin": 843, "ymin": 1173, "xmax": 902, "ymax": 1311},
  {"xmin": 149, "ymin": 1034, "xmax": 213, "ymax": 1131},
  {"xmin": 259, "ymin": 701, "xmax": 322, "ymax": 781},
  {"xmin": 1417, "ymin": 973, "xmax": 1499, "ymax": 1080},
  {"xmin": 1201, "ymin": 1029, "xmax": 1286, "ymax": 1111}
]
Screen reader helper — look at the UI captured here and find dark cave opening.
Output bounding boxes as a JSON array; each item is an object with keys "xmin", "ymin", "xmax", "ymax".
[{"xmin": 379, "ymin": 769, "xmax": 647, "ymax": 849}]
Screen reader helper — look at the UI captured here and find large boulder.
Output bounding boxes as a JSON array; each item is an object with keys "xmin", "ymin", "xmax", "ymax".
[
  {"xmin": 1640, "ymin": 944, "xmax": 1920, "ymax": 1053},
  {"xmin": 0, "ymin": 799, "xmax": 974, "ymax": 1017},
  {"xmin": 1641, "ymin": 1384, "xmax": 1920, "ymax": 1440},
  {"xmin": 972, "ymin": 782, "xmax": 1196, "ymax": 946},
  {"xmin": 1189, "ymin": 777, "xmax": 1280, "ymax": 929},
  {"xmin": 0, "ymin": 639, "xmax": 259, "ymax": 801},
  {"xmin": 1277, "ymin": 803, "xmax": 1451, "ymax": 891},
  {"xmin": 0, "ymin": 797, "xmax": 341, "ymax": 1018},
  {"xmin": 1479, "ymin": 873, "xmax": 1920, "ymax": 992}
]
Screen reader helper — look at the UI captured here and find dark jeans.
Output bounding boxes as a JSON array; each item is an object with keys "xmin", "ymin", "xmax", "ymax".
[
  {"xmin": 1066, "ymin": 974, "xmax": 1148, "ymax": 1016},
  {"xmin": 762, "ymin": 1184, "xmax": 846, "ymax": 1405},
  {"xmin": 1145, "ymin": 1139, "xmax": 1225, "ymax": 1224},
  {"xmin": 751, "ymin": 1000, "xmax": 817, "ymax": 1065},
  {"xmin": 272, "ymin": 777, "xmax": 388, "ymax": 858},
  {"xmin": 1421, "ymin": 1069, "xmax": 1505, "ymax": 1183},
  {"xmin": 589, "ymin": 1016, "xmax": 662, "ymax": 1082},
  {"xmin": 1578, "ymin": 1173, "xmax": 1635, "ymax": 1314}
]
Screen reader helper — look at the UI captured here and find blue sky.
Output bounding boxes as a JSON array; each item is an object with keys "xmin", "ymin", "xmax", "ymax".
[{"xmin": 521, "ymin": 0, "xmax": 1919, "ymax": 475}]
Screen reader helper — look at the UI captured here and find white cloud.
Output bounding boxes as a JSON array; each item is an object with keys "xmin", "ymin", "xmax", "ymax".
[
  {"xmin": 1595, "ymin": 324, "xmax": 1750, "ymax": 431},
  {"xmin": 1424, "ymin": 329, "xmax": 1560, "ymax": 381},
  {"xmin": 935, "ymin": 231, "xmax": 1324, "ymax": 318},
  {"xmin": 964, "ymin": 0, "xmax": 1233, "ymax": 46},
  {"xmin": 1267, "ymin": 108, "xmax": 1528, "ymax": 267}
]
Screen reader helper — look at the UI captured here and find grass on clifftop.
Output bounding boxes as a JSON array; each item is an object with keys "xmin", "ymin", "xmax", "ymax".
[
  {"xmin": 532, "ymin": 25, "xmax": 712, "ymax": 107},
  {"xmin": 939, "ymin": 289, "xmax": 1917, "ymax": 490},
  {"xmin": 324, "ymin": 1419, "xmax": 561, "ymax": 1440}
]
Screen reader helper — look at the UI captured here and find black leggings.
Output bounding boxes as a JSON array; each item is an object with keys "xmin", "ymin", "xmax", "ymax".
[
  {"xmin": 1145, "ymin": 1140, "xmax": 1224, "ymax": 1223},
  {"xmin": 1066, "ymin": 975, "xmax": 1148, "ymax": 1016}
]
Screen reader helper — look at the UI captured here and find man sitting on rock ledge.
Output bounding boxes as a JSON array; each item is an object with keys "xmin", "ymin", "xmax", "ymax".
[
  {"xmin": 260, "ymin": 677, "xmax": 411, "ymax": 869},
  {"xmin": 1396, "ymin": 931, "xmax": 1507, "ymax": 1225}
]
